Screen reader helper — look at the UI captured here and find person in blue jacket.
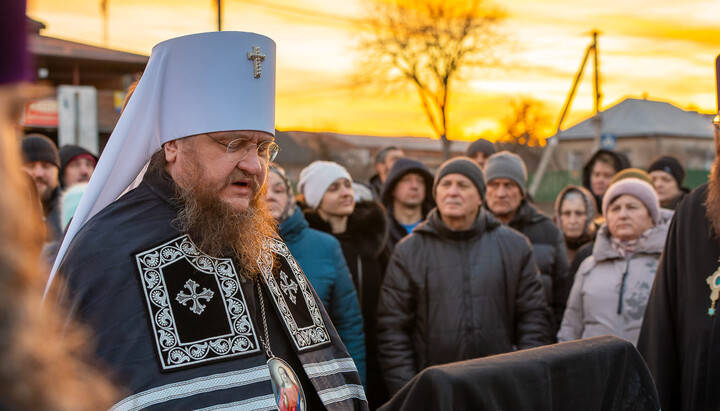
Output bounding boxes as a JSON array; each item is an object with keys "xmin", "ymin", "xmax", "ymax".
[{"xmin": 267, "ymin": 164, "xmax": 367, "ymax": 384}]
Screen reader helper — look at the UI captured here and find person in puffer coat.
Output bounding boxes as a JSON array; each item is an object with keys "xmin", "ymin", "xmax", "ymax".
[
  {"xmin": 558, "ymin": 178, "xmax": 667, "ymax": 346},
  {"xmin": 484, "ymin": 151, "xmax": 570, "ymax": 336},
  {"xmin": 376, "ymin": 157, "xmax": 550, "ymax": 396},
  {"xmin": 298, "ymin": 161, "xmax": 391, "ymax": 409},
  {"xmin": 266, "ymin": 164, "xmax": 366, "ymax": 384}
]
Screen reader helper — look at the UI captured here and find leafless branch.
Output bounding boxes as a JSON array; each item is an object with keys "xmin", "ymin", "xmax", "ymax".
[{"xmin": 355, "ymin": 0, "xmax": 506, "ymax": 159}]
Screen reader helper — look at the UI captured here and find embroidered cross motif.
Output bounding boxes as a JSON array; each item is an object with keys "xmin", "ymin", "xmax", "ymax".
[
  {"xmin": 176, "ymin": 279, "xmax": 215, "ymax": 315},
  {"xmin": 247, "ymin": 46, "xmax": 266, "ymax": 78},
  {"xmin": 279, "ymin": 271, "xmax": 298, "ymax": 304}
]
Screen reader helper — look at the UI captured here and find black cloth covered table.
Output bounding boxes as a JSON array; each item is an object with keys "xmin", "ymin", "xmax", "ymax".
[{"xmin": 379, "ymin": 335, "xmax": 659, "ymax": 411}]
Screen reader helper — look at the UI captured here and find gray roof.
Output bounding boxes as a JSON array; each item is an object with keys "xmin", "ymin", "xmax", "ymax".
[
  {"xmin": 557, "ymin": 98, "xmax": 714, "ymax": 140},
  {"xmin": 328, "ymin": 133, "xmax": 470, "ymax": 153}
]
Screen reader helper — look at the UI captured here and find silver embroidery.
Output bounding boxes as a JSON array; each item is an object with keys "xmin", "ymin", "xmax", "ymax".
[
  {"xmin": 279, "ymin": 271, "xmax": 298, "ymax": 304},
  {"xmin": 135, "ymin": 235, "xmax": 260, "ymax": 370},
  {"xmin": 257, "ymin": 237, "xmax": 330, "ymax": 351},
  {"xmin": 176, "ymin": 279, "xmax": 214, "ymax": 315}
]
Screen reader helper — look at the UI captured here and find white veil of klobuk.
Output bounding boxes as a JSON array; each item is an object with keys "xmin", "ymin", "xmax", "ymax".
[{"xmin": 45, "ymin": 31, "xmax": 277, "ymax": 298}]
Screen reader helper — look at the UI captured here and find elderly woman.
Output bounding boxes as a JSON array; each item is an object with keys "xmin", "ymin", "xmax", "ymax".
[
  {"xmin": 298, "ymin": 160, "xmax": 390, "ymax": 408},
  {"xmin": 557, "ymin": 178, "xmax": 667, "ymax": 345},
  {"xmin": 554, "ymin": 185, "xmax": 597, "ymax": 263},
  {"xmin": 265, "ymin": 164, "xmax": 366, "ymax": 384}
]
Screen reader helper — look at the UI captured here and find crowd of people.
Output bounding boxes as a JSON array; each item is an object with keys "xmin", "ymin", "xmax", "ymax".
[
  {"xmin": 18, "ymin": 117, "xmax": 698, "ymax": 408},
  {"xmin": 4, "ymin": 2, "xmax": 720, "ymax": 408}
]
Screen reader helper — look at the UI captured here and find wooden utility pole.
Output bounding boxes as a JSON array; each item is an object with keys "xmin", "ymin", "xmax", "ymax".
[
  {"xmin": 529, "ymin": 30, "xmax": 602, "ymax": 197},
  {"xmin": 101, "ymin": 0, "xmax": 109, "ymax": 47},
  {"xmin": 216, "ymin": 0, "xmax": 223, "ymax": 31},
  {"xmin": 591, "ymin": 30, "xmax": 602, "ymax": 151}
]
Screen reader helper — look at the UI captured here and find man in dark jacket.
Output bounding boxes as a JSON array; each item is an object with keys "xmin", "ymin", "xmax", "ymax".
[
  {"xmin": 368, "ymin": 145, "xmax": 404, "ymax": 198},
  {"xmin": 637, "ymin": 56, "xmax": 720, "ymax": 411},
  {"xmin": 380, "ymin": 158, "xmax": 435, "ymax": 251},
  {"xmin": 484, "ymin": 151, "xmax": 570, "ymax": 335},
  {"xmin": 21, "ymin": 134, "xmax": 62, "ymax": 241},
  {"xmin": 376, "ymin": 157, "xmax": 550, "ymax": 395},
  {"xmin": 465, "ymin": 137, "xmax": 496, "ymax": 170}
]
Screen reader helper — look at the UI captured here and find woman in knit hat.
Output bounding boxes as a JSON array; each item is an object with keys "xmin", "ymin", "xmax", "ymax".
[
  {"xmin": 298, "ymin": 160, "xmax": 390, "ymax": 409},
  {"xmin": 647, "ymin": 155, "xmax": 690, "ymax": 210},
  {"xmin": 265, "ymin": 164, "xmax": 367, "ymax": 386},
  {"xmin": 558, "ymin": 178, "xmax": 668, "ymax": 346},
  {"xmin": 553, "ymin": 185, "xmax": 597, "ymax": 263}
]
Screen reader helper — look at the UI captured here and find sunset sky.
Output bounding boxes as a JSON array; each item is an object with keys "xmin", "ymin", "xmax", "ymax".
[{"xmin": 27, "ymin": 0, "xmax": 720, "ymax": 141}]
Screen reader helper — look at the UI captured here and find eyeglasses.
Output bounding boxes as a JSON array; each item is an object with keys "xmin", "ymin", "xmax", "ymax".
[{"xmin": 206, "ymin": 134, "xmax": 280, "ymax": 163}]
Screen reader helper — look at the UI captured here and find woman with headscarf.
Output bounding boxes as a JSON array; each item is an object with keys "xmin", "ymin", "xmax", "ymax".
[
  {"xmin": 298, "ymin": 160, "xmax": 390, "ymax": 409},
  {"xmin": 265, "ymin": 164, "xmax": 366, "ymax": 384},
  {"xmin": 554, "ymin": 185, "xmax": 598, "ymax": 263},
  {"xmin": 558, "ymin": 178, "xmax": 667, "ymax": 346}
]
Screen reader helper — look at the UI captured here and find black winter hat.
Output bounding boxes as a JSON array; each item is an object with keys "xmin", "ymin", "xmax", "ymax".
[
  {"xmin": 433, "ymin": 157, "xmax": 486, "ymax": 201},
  {"xmin": 648, "ymin": 156, "xmax": 685, "ymax": 188},
  {"xmin": 21, "ymin": 134, "xmax": 60, "ymax": 168},
  {"xmin": 58, "ymin": 144, "xmax": 98, "ymax": 188},
  {"xmin": 381, "ymin": 157, "xmax": 434, "ymax": 206},
  {"xmin": 465, "ymin": 138, "xmax": 496, "ymax": 158},
  {"xmin": 59, "ymin": 144, "xmax": 97, "ymax": 169}
]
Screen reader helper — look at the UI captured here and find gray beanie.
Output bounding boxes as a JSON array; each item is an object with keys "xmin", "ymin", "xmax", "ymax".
[
  {"xmin": 433, "ymin": 157, "xmax": 485, "ymax": 201},
  {"xmin": 466, "ymin": 138, "xmax": 496, "ymax": 157},
  {"xmin": 484, "ymin": 151, "xmax": 528, "ymax": 194}
]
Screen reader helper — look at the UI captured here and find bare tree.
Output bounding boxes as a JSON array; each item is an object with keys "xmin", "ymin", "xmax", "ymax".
[
  {"xmin": 496, "ymin": 97, "xmax": 553, "ymax": 170},
  {"xmin": 499, "ymin": 97, "xmax": 552, "ymax": 147},
  {"xmin": 357, "ymin": 0, "xmax": 505, "ymax": 159}
]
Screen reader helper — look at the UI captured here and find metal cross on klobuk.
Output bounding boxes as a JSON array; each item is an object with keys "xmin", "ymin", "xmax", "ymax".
[{"xmin": 247, "ymin": 46, "xmax": 266, "ymax": 78}]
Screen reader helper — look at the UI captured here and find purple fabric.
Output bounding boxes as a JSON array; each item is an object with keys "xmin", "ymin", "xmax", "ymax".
[{"xmin": 1, "ymin": 0, "xmax": 30, "ymax": 85}]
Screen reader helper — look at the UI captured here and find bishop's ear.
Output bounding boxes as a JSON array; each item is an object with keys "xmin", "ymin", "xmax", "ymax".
[{"xmin": 164, "ymin": 140, "xmax": 179, "ymax": 164}]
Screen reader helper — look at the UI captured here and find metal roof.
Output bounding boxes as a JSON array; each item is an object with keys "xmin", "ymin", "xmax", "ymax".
[
  {"xmin": 29, "ymin": 34, "xmax": 148, "ymax": 65},
  {"xmin": 326, "ymin": 133, "xmax": 470, "ymax": 153},
  {"xmin": 557, "ymin": 98, "xmax": 714, "ymax": 140}
]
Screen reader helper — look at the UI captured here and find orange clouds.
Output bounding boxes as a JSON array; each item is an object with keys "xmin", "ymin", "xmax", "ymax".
[{"xmin": 26, "ymin": 0, "xmax": 719, "ymax": 141}]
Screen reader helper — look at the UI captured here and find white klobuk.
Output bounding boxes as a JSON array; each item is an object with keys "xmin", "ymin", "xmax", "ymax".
[{"xmin": 46, "ymin": 31, "xmax": 277, "ymax": 297}]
